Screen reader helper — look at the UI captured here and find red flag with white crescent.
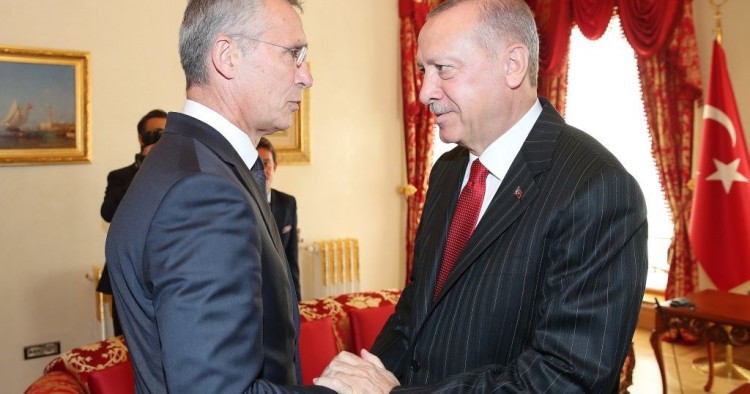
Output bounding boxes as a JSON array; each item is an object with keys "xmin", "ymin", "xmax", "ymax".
[{"xmin": 689, "ymin": 40, "xmax": 750, "ymax": 291}]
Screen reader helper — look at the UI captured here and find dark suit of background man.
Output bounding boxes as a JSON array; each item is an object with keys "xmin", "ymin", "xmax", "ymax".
[
  {"xmin": 317, "ymin": 0, "xmax": 648, "ymax": 392},
  {"xmin": 258, "ymin": 137, "xmax": 300, "ymax": 299},
  {"xmin": 104, "ymin": 0, "xmax": 331, "ymax": 392},
  {"xmin": 97, "ymin": 109, "xmax": 167, "ymax": 337}
]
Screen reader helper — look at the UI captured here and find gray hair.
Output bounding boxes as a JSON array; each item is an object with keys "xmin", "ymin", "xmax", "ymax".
[
  {"xmin": 431, "ymin": 0, "xmax": 539, "ymax": 87},
  {"xmin": 179, "ymin": 0, "xmax": 303, "ymax": 89}
]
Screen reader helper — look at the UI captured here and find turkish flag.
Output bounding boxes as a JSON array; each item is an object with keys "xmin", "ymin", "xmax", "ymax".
[{"xmin": 689, "ymin": 40, "xmax": 750, "ymax": 291}]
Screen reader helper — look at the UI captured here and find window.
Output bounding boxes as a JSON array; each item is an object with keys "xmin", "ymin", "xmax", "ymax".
[
  {"xmin": 431, "ymin": 15, "xmax": 672, "ymax": 290},
  {"xmin": 566, "ymin": 16, "xmax": 672, "ymax": 290}
]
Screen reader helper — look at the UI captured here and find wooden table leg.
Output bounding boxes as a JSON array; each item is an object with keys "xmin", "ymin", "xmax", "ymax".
[
  {"xmin": 651, "ymin": 328, "xmax": 668, "ymax": 394},
  {"xmin": 705, "ymin": 341, "xmax": 715, "ymax": 392}
]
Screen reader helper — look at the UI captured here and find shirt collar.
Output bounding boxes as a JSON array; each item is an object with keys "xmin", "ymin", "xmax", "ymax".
[
  {"xmin": 182, "ymin": 100, "xmax": 258, "ymax": 170},
  {"xmin": 474, "ymin": 99, "xmax": 543, "ymax": 180}
]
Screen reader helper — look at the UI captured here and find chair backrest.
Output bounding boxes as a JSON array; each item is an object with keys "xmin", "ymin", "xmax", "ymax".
[
  {"xmin": 43, "ymin": 335, "xmax": 130, "ymax": 391},
  {"xmin": 88, "ymin": 361, "xmax": 135, "ymax": 394},
  {"xmin": 299, "ymin": 317, "xmax": 339, "ymax": 384},
  {"xmin": 349, "ymin": 303, "xmax": 395, "ymax": 355}
]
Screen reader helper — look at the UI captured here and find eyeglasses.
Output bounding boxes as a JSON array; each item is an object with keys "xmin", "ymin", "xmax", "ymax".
[{"xmin": 239, "ymin": 36, "xmax": 308, "ymax": 67}]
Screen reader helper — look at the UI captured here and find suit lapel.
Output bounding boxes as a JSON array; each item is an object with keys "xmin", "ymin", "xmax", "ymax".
[
  {"xmin": 410, "ymin": 149, "xmax": 468, "ymax": 325},
  {"xmin": 428, "ymin": 99, "xmax": 564, "ymax": 309},
  {"xmin": 430, "ymin": 159, "xmax": 537, "ymax": 307},
  {"xmin": 165, "ymin": 113, "xmax": 302, "ymax": 354},
  {"xmin": 164, "ymin": 113, "xmax": 285, "ymax": 256}
]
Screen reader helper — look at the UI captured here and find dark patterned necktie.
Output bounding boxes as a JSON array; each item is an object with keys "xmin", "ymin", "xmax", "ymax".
[
  {"xmin": 433, "ymin": 159, "xmax": 490, "ymax": 301},
  {"xmin": 251, "ymin": 157, "xmax": 266, "ymax": 192}
]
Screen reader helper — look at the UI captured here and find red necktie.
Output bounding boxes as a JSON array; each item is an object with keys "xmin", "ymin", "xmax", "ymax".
[{"xmin": 433, "ymin": 159, "xmax": 490, "ymax": 301}]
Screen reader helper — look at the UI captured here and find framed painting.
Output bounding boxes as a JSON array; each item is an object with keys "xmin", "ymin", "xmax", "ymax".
[
  {"xmin": 267, "ymin": 88, "xmax": 310, "ymax": 165},
  {"xmin": 0, "ymin": 45, "xmax": 91, "ymax": 165}
]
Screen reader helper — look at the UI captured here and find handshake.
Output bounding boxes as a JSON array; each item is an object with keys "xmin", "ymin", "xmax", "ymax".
[{"xmin": 314, "ymin": 349, "xmax": 400, "ymax": 393}]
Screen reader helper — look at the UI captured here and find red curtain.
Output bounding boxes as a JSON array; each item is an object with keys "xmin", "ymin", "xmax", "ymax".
[
  {"xmin": 528, "ymin": 0, "xmax": 572, "ymax": 113},
  {"xmin": 400, "ymin": 0, "xmax": 437, "ymax": 282},
  {"xmin": 638, "ymin": 5, "xmax": 702, "ymax": 298},
  {"xmin": 527, "ymin": 0, "xmax": 702, "ymax": 297}
]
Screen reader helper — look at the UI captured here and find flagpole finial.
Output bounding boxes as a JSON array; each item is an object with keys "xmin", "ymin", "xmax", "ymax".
[{"xmin": 709, "ymin": 0, "xmax": 728, "ymax": 44}]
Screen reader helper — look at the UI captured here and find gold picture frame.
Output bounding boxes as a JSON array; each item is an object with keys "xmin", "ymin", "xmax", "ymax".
[
  {"xmin": 0, "ymin": 45, "xmax": 91, "ymax": 165},
  {"xmin": 267, "ymin": 88, "xmax": 310, "ymax": 165}
]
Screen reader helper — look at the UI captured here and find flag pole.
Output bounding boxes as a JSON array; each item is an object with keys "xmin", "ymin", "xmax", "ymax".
[
  {"xmin": 690, "ymin": 0, "xmax": 730, "ymax": 193},
  {"xmin": 709, "ymin": 0, "xmax": 727, "ymax": 44}
]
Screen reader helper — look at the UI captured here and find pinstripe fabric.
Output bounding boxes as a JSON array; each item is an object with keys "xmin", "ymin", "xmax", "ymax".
[{"xmin": 371, "ymin": 99, "xmax": 648, "ymax": 393}]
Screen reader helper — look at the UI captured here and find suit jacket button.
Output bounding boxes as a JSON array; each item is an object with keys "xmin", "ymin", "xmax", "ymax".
[{"xmin": 410, "ymin": 360, "xmax": 420, "ymax": 372}]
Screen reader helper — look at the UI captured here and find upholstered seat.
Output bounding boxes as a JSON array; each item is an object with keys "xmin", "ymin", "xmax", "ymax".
[
  {"xmin": 25, "ymin": 290, "xmax": 403, "ymax": 393},
  {"xmin": 299, "ymin": 317, "xmax": 339, "ymax": 384},
  {"xmin": 349, "ymin": 303, "xmax": 396, "ymax": 354}
]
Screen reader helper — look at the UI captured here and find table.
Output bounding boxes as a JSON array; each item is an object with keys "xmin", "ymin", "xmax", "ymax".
[{"xmin": 651, "ymin": 290, "xmax": 750, "ymax": 393}]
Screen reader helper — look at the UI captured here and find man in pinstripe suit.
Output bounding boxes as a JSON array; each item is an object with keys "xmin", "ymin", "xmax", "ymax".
[{"xmin": 315, "ymin": 0, "xmax": 648, "ymax": 392}]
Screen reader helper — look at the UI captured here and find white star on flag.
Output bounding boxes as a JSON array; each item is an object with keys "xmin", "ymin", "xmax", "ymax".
[{"xmin": 706, "ymin": 157, "xmax": 749, "ymax": 193}]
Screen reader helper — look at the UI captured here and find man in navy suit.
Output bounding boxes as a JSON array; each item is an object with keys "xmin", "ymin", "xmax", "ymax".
[
  {"xmin": 257, "ymin": 136, "xmax": 300, "ymax": 299},
  {"xmin": 317, "ymin": 0, "xmax": 647, "ymax": 392},
  {"xmin": 98, "ymin": 109, "xmax": 166, "ymax": 337},
  {"xmin": 105, "ymin": 0, "xmax": 331, "ymax": 392}
]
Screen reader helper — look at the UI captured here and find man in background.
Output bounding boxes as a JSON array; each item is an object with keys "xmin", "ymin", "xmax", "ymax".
[
  {"xmin": 258, "ymin": 136, "xmax": 301, "ymax": 299},
  {"xmin": 98, "ymin": 109, "xmax": 167, "ymax": 336},
  {"xmin": 317, "ymin": 0, "xmax": 647, "ymax": 392},
  {"xmin": 104, "ymin": 0, "xmax": 327, "ymax": 392}
]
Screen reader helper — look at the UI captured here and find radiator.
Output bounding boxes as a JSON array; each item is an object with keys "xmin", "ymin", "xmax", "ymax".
[{"xmin": 306, "ymin": 238, "xmax": 360, "ymax": 298}]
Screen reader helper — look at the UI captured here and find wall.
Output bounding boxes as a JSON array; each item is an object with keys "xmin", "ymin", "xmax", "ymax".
[
  {"xmin": 0, "ymin": 0, "xmax": 403, "ymax": 391},
  {"xmin": 292, "ymin": 2, "xmax": 405, "ymax": 298},
  {"xmin": 693, "ymin": 0, "xmax": 750, "ymax": 146}
]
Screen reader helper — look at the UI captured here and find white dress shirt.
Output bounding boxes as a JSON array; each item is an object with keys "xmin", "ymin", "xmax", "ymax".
[
  {"xmin": 462, "ymin": 99, "xmax": 543, "ymax": 224},
  {"xmin": 182, "ymin": 100, "xmax": 258, "ymax": 171}
]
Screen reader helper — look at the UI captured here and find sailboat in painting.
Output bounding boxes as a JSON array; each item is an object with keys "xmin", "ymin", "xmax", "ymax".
[
  {"xmin": 39, "ymin": 106, "xmax": 75, "ymax": 137},
  {"xmin": 2, "ymin": 99, "xmax": 33, "ymax": 132}
]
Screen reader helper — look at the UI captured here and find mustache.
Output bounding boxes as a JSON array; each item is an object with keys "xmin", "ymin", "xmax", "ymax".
[{"xmin": 428, "ymin": 102, "xmax": 453, "ymax": 115}]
